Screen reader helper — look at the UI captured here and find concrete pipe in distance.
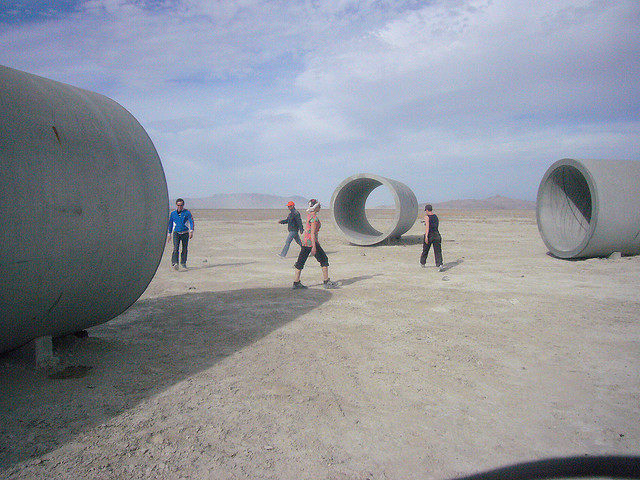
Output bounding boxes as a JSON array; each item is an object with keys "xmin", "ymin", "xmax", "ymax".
[
  {"xmin": 330, "ymin": 173, "xmax": 418, "ymax": 246},
  {"xmin": 0, "ymin": 65, "xmax": 168, "ymax": 353},
  {"xmin": 536, "ymin": 158, "xmax": 640, "ymax": 259}
]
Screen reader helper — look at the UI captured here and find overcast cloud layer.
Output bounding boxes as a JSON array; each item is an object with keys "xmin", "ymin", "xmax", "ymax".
[{"xmin": 1, "ymin": 0, "xmax": 639, "ymax": 203}]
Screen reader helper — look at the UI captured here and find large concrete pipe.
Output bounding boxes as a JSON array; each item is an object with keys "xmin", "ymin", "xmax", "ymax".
[
  {"xmin": 330, "ymin": 173, "xmax": 418, "ymax": 246},
  {"xmin": 536, "ymin": 158, "xmax": 640, "ymax": 259},
  {"xmin": 0, "ymin": 65, "xmax": 168, "ymax": 353}
]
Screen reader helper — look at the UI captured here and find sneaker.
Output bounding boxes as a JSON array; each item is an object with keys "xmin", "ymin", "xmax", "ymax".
[
  {"xmin": 438, "ymin": 265, "xmax": 445, "ymax": 272},
  {"xmin": 420, "ymin": 264, "xmax": 426, "ymax": 268},
  {"xmin": 181, "ymin": 264, "xmax": 188, "ymax": 270},
  {"xmin": 323, "ymin": 279, "xmax": 340, "ymax": 289},
  {"xmin": 292, "ymin": 281, "xmax": 308, "ymax": 290},
  {"xmin": 173, "ymin": 264, "xmax": 179, "ymax": 271}
]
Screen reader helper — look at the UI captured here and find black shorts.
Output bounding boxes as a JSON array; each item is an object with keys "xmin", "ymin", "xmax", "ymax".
[{"xmin": 294, "ymin": 244, "xmax": 329, "ymax": 270}]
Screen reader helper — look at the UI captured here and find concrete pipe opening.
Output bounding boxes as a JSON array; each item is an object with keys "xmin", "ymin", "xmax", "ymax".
[
  {"xmin": 536, "ymin": 158, "xmax": 640, "ymax": 259},
  {"xmin": 0, "ymin": 65, "xmax": 168, "ymax": 353},
  {"xmin": 330, "ymin": 173, "xmax": 418, "ymax": 246}
]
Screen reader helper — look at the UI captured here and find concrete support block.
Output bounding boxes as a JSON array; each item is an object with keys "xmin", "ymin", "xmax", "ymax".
[{"xmin": 34, "ymin": 336, "xmax": 59, "ymax": 369}]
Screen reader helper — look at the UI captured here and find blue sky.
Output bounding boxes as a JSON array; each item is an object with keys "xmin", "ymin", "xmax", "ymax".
[{"xmin": 1, "ymin": 0, "xmax": 639, "ymax": 203}]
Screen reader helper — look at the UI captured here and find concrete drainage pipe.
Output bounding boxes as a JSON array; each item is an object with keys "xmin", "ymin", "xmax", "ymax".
[
  {"xmin": 0, "ymin": 65, "xmax": 168, "ymax": 353},
  {"xmin": 330, "ymin": 173, "xmax": 418, "ymax": 246},
  {"xmin": 536, "ymin": 158, "xmax": 640, "ymax": 259}
]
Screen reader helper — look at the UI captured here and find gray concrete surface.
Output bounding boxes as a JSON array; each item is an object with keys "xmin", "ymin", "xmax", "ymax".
[
  {"xmin": 330, "ymin": 173, "xmax": 418, "ymax": 245},
  {"xmin": 0, "ymin": 65, "xmax": 168, "ymax": 353},
  {"xmin": 536, "ymin": 158, "xmax": 640, "ymax": 258}
]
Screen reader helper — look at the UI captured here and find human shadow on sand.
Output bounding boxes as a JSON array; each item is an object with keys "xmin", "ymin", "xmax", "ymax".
[
  {"xmin": 178, "ymin": 260, "xmax": 257, "ymax": 271},
  {"xmin": 438, "ymin": 259, "xmax": 464, "ymax": 272},
  {"xmin": 0, "ymin": 287, "xmax": 332, "ymax": 469},
  {"xmin": 339, "ymin": 274, "xmax": 383, "ymax": 286},
  {"xmin": 304, "ymin": 274, "xmax": 382, "ymax": 288}
]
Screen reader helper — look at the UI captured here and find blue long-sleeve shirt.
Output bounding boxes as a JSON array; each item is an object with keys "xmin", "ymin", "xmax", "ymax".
[{"xmin": 168, "ymin": 209, "xmax": 195, "ymax": 234}]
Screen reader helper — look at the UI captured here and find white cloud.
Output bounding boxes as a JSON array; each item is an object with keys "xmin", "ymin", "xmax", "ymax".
[{"xmin": 1, "ymin": 0, "xmax": 639, "ymax": 201}]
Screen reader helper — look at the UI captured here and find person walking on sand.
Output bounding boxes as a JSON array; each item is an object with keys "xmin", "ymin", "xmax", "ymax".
[
  {"xmin": 292, "ymin": 199, "xmax": 340, "ymax": 290},
  {"xmin": 277, "ymin": 201, "xmax": 303, "ymax": 257},
  {"xmin": 420, "ymin": 204, "xmax": 444, "ymax": 271},
  {"xmin": 167, "ymin": 197, "xmax": 195, "ymax": 270}
]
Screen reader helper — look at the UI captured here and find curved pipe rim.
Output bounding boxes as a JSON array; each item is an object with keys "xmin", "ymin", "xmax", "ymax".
[
  {"xmin": 536, "ymin": 158, "xmax": 600, "ymax": 259},
  {"xmin": 330, "ymin": 173, "xmax": 418, "ymax": 246}
]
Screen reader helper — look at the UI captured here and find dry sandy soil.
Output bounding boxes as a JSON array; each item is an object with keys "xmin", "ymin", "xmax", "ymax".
[{"xmin": 1, "ymin": 208, "xmax": 639, "ymax": 479}]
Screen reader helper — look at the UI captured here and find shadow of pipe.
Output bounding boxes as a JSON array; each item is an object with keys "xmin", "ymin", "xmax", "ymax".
[
  {"xmin": 0, "ymin": 287, "xmax": 332, "ymax": 469},
  {"xmin": 347, "ymin": 234, "xmax": 426, "ymax": 246}
]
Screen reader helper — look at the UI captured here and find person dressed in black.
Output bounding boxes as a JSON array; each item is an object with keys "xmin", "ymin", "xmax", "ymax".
[
  {"xmin": 277, "ymin": 201, "xmax": 303, "ymax": 257},
  {"xmin": 420, "ymin": 204, "xmax": 444, "ymax": 271}
]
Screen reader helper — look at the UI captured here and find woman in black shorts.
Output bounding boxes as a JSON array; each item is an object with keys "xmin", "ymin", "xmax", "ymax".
[{"xmin": 292, "ymin": 199, "xmax": 339, "ymax": 290}]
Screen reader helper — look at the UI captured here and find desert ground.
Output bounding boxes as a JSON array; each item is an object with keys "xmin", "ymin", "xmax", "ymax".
[{"xmin": 1, "ymin": 208, "xmax": 639, "ymax": 479}]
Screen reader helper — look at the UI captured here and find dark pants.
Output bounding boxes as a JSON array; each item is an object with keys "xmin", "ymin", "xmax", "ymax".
[
  {"xmin": 172, "ymin": 231, "xmax": 190, "ymax": 265},
  {"xmin": 295, "ymin": 244, "xmax": 329, "ymax": 270},
  {"xmin": 420, "ymin": 235, "xmax": 443, "ymax": 267},
  {"xmin": 280, "ymin": 230, "xmax": 302, "ymax": 256}
]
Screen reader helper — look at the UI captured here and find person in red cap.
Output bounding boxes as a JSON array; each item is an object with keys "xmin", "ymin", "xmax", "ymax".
[{"xmin": 277, "ymin": 200, "xmax": 303, "ymax": 257}]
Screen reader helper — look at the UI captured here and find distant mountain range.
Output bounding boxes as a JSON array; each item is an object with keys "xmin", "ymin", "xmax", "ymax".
[{"xmin": 183, "ymin": 193, "xmax": 535, "ymax": 210}]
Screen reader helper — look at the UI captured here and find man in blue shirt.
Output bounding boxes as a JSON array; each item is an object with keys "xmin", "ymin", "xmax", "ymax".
[{"xmin": 167, "ymin": 198, "xmax": 195, "ymax": 270}]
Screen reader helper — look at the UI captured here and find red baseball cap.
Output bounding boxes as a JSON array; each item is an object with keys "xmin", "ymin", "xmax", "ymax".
[{"xmin": 287, "ymin": 201, "xmax": 295, "ymax": 207}]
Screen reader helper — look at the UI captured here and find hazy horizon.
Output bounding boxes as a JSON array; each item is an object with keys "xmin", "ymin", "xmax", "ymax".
[{"xmin": 179, "ymin": 191, "xmax": 536, "ymax": 210}]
